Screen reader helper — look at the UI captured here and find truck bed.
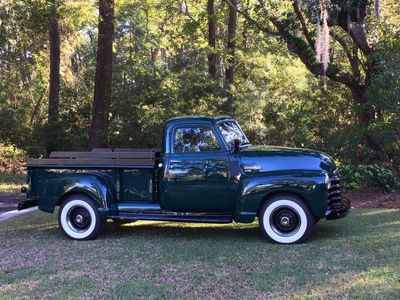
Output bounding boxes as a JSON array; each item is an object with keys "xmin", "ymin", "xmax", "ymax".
[{"xmin": 27, "ymin": 148, "xmax": 160, "ymax": 168}]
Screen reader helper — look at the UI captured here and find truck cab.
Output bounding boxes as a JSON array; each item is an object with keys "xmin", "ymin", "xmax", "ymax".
[
  {"xmin": 160, "ymin": 117, "xmax": 241, "ymax": 212},
  {"xmin": 19, "ymin": 116, "xmax": 350, "ymax": 244}
]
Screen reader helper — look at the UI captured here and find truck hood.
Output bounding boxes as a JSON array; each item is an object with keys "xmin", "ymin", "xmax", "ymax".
[{"xmin": 240, "ymin": 145, "xmax": 336, "ymax": 175}]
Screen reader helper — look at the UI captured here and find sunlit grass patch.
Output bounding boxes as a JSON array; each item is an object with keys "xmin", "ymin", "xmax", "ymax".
[{"xmin": 0, "ymin": 209, "xmax": 399, "ymax": 299}]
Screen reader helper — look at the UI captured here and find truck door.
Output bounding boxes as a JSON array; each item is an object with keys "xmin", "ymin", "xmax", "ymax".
[{"xmin": 161, "ymin": 125, "xmax": 233, "ymax": 212}]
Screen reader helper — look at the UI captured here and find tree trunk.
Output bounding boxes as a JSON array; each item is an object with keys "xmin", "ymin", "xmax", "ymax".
[
  {"xmin": 48, "ymin": 3, "xmax": 60, "ymax": 128},
  {"xmin": 225, "ymin": 0, "xmax": 236, "ymax": 85},
  {"xmin": 207, "ymin": 0, "xmax": 217, "ymax": 78},
  {"xmin": 350, "ymin": 86, "xmax": 382, "ymax": 161},
  {"xmin": 47, "ymin": 1, "xmax": 60, "ymax": 153},
  {"xmin": 31, "ymin": 86, "xmax": 48, "ymax": 126},
  {"xmin": 89, "ymin": 0, "xmax": 114, "ymax": 149}
]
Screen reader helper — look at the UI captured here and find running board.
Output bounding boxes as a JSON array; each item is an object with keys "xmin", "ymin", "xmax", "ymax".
[
  {"xmin": 109, "ymin": 212, "xmax": 233, "ymax": 223},
  {"xmin": 118, "ymin": 202, "xmax": 162, "ymax": 213}
]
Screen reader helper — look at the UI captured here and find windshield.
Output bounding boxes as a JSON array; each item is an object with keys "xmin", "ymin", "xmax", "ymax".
[{"xmin": 218, "ymin": 120, "xmax": 249, "ymax": 148}]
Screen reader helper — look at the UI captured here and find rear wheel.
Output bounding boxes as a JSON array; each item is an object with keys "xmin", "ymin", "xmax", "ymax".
[
  {"xmin": 58, "ymin": 194, "xmax": 103, "ymax": 240},
  {"xmin": 259, "ymin": 194, "xmax": 315, "ymax": 244}
]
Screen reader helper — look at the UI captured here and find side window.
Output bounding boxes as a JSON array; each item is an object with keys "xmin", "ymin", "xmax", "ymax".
[{"xmin": 174, "ymin": 127, "xmax": 221, "ymax": 153}]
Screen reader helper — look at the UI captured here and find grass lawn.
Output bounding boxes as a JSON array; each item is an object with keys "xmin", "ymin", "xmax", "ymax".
[
  {"xmin": 0, "ymin": 173, "xmax": 25, "ymax": 195},
  {"xmin": 0, "ymin": 209, "xmax": 399, "ymax": 299}
]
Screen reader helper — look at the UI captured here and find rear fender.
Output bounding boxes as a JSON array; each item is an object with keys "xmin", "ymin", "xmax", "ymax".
[
  {"xmin": 234, "ymin": 171, "xmax": 327, "ymax": 223},
  {"xmin": 37, "ymin": 173, "xmax": 116, "ymax": 216}
]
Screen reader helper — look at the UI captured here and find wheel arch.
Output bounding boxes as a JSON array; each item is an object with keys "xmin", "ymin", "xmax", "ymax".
[
  {"xmin": 57, "ymin": 191, "xmax": 97, "ymax": 207},
  {"xmin": 257, "ymin": 191, "xmax": 314, "ymax": 218},
  {"xmin": 234, "ymin": 172, "xmax": 327, "ymax": 222},
  {"xmin": 56, "ymin": 188, "xmax": 111, "ymax": 220}
]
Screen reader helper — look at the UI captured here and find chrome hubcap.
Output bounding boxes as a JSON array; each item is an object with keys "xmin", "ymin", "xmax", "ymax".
[
  {"xmin": 67, "ymin": 206, "xmax": 91, "ymax": 233},
  {"xmin": 75, "ymin": 214, "xmax": 83, "ymax": 224},
  {"xmin": 280, "ymin": 216, "xmax": 290, "ymax": 227},
  {"xmin": 270, "ymin": 206, "xmax": 301, "ymax": 237}
]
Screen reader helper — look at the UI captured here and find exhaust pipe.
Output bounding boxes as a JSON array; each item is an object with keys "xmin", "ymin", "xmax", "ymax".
[{"xmin": 17, "ymin": 200, "xmax": 37, "ymax": 211}]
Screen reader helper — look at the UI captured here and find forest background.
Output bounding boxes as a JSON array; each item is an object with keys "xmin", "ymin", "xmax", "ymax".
[{"xmin": 0, "ymin": 0, "xmax": 399, "ymax": 192}]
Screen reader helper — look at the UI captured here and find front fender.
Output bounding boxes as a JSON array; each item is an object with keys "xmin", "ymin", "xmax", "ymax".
[
  {"xmin": 234, "ymin": 171, "xmax": 327, "ymax": 222},
  {"xmin": 37, "ymin": 173, "xmax": 117, "ymax": 215}
]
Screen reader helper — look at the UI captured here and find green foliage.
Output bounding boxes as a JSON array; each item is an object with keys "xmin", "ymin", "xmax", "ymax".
[
  {"xmin": 0, "ymin": 144, "xmax": 27, "ymax": 174},
  {"xmin": 0, "ymin": 0, "xmax": 399, "ymax": 186},
  {"xmin": 340, "ymin": 164, "xmax": 399, "ymax": 193},
  {"xmin": 0, "ymin": 172, "xmax": 25, "ymax": 194},
  {"xmin": 366, "ymin": 23, "xmax": 400, "ymax": 173},
  {"xmin": 0, "ymin": 172, "xmax": 25, "ymax": 185}
]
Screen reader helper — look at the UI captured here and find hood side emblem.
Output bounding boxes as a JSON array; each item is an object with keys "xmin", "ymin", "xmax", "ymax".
[{"xmin": 243, "ymin": 164, "xmax": 261, "ymax": 173}]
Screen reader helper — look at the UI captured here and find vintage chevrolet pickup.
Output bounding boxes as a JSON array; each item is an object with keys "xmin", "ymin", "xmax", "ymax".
[{"xmin": 19, "ymin": 116, "xmax": 350, "ymax": 243}]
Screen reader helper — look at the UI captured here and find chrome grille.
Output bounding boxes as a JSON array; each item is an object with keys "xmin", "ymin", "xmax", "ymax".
[{"xmin": 328, "ymin": 170, "xmax": 342, "ymax": 210}]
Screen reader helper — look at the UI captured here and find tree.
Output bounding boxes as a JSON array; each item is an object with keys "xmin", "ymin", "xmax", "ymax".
[
  {"xmin": 223, "ymin": 0, "xmax": 391, "ymax": 161},
  {"xmin": 0, "ymin": 0, "xmax": 398, "ymax": 172},
  {"xmin": 225, "ymin": 0, "xmax": 237, "ymax": 85},
  {"xmin": 207, "ymin": 0, "xmax": 217, "ymax": 78},
  {"xmin": 47, "ymin": 0, "xmax": 61, "ymax": 152},
  {"xmin": 89, "ymin": 0, "xmax": 115, "ymax": 149}
]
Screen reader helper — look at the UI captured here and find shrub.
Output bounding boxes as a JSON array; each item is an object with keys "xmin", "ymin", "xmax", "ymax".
[
  {"xmin": 0, "ymin": 144, "xmax": 27, "ymax": 174},
  {"xmin": 340, "ymin": 164, "xmax": 399, "ymax": 193}
]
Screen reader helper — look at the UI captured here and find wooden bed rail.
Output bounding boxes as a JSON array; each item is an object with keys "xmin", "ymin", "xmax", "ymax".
[{"xmin": 26, "ymin": 148, "xmax": 160, "ymax": 167}]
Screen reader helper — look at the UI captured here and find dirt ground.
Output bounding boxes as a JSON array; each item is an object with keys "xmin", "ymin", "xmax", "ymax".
[
  {"xmin": 0, "ymin": 190, "xmax": 399, "ymax": 214},
  {"xmin": 344, "ymin": 190, "xmax": 400, "ymax": 209}
]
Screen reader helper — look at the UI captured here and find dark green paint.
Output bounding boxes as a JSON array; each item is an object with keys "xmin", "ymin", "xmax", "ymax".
[
  {"xmin": 27, "ymin": 116, "xmax": 341, "ymax": 223},
  {"xmin": 161, "ymin": 152, "xmax": 233, "ymax": 212},
  {"xmin": 122, "ymin": 169, "xmax": 154, "ymax": 203}
]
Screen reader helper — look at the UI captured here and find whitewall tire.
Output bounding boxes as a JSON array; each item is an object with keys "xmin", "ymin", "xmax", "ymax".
[
  {"xmin": 58, "ymin": 195, "xmax": 103, "ymax": 240},
  {"xmin": 259, "ymin": 194, "xmax": 315, "ymax": 244}
]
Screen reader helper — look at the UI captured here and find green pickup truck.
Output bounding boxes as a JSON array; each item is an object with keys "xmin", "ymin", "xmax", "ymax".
[{"xmin": 19, "ymin": 116, "xmax": 350, "ymax": 244}]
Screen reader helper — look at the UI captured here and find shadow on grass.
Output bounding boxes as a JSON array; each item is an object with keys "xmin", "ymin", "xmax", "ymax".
[
  {"xmin": 103, "ymin": 221, "xmax": 261, "ymax": 241},
  {"xmin": 100, "ymin": 208, "xmax": 399, "ymax": 243},
  {"xmin": 8, "ymin": 208, "xmax": 399, "ymax": 245}
]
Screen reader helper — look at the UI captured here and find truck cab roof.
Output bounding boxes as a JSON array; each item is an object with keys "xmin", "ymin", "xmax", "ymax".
[{"xmin": 165, "ymin": 116, "xmax": 234, "ymax": 126}]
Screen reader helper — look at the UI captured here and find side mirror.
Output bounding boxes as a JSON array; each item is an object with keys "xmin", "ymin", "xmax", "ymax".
[{"xmin": 233, "ymin": 139, "xmax": 241, "ymax": 153}]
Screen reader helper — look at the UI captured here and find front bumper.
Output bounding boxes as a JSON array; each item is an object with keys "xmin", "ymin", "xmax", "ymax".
[{"xmin": 325, "ymin": 197, "xmax": 351, "ymax": 220}]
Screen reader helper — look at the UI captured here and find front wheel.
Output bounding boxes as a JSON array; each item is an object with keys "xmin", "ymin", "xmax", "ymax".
[
  {"xmin": 259, "ymin": 194, "xmax": 315, "ymax": 244},
  {"xmin": 58, "ymin": 194, "xmax": 103, "ymax": 240}
]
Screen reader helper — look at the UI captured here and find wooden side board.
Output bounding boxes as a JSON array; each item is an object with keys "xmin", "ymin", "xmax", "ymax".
[
  {"xmin": 49, "ymin": 151, "xmax": 157, "ymax": 159},
  {"xmin": 26, "ymin": 158, "xmax": 156, "ymax": 167},
  {"xmin": 92, "ymin": 148, "xmax": 160, "ymax": 153},
  {"xmin": 27, "ymin": 148, "xmax": 160, "ymax": 167}
]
